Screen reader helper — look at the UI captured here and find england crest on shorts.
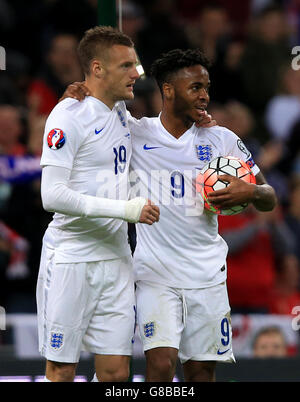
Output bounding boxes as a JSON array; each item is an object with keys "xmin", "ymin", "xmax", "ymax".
[
  {"xmin": 144, "ymin": 322, "xmax": 155, "ymax": 338},
  {"xmin": 50, "ymin": 332, "xmax": 64, "ymax": 350},
  {"xmin": 195, "ymin": 145, "xmax": 212, "ymax": 162}
]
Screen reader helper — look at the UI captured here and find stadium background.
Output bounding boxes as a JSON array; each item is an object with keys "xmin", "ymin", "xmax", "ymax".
[{"xmin": 0, "ymin": 0, "xmax": 300, "ymax": 381}]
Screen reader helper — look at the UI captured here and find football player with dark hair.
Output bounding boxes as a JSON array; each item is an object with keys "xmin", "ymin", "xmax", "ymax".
[{"xmin": 62, "ymin": 47, "xmax": 276, "ymax": 382}]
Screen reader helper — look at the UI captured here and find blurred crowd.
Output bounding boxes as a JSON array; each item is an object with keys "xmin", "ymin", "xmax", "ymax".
[{"xmin": 0, "ymin": 0, "xmax": 299, "ymax": 351}]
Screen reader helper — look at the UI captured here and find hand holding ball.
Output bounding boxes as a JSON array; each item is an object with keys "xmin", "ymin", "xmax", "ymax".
[{"xmin": 196, "ymin": 156, "xmax": 256, "ymax": 215}]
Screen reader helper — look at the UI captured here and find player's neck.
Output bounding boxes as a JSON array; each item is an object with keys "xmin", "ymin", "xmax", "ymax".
[
  {"xmin": 160, "ymin": 109, "xmax": 193, "ymax": 139},
  {"xmin": 85, "ymin": 79, "xmax": 115, "ymax": 109}
]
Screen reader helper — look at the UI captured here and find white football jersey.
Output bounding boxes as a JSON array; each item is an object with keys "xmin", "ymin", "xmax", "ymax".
[
  {"xmin": 128, "ymin": 114, "xmax": 260, "ymax": 288},
  {"xmin": 40, "ymin": 96, "xmax": 132, "ymax": 263}
]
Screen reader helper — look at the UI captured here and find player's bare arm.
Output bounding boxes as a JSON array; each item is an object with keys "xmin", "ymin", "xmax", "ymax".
[
  {"xmin": 207, "ymin": 171, "xmax": 277, "ymax": 211},
  {"xmin": 59, "ymin": 81, "xmax": 90, "ymax": 102},
  {"xmin": 249, "ymin": 172, "xmax": 277, "ymax": 211}
]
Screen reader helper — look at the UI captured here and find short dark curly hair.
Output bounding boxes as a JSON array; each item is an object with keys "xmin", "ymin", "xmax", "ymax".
[{"xmin": 150, "ymin": 49, "xmax": 210, "ymax": 94}]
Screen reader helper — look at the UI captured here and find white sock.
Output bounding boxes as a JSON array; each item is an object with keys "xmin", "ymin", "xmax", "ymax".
[{"xmin": 91, "ymin": 373, "xmax": 99, "ymax": 382}]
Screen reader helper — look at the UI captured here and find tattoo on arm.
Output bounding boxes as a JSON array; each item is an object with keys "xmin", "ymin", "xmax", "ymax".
[{"xmin": 252, "ymin": 172, "xmax": 277, "ymax": 211}]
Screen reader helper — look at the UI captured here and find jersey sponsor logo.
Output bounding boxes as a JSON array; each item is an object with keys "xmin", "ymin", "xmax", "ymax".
[
  {"xmin": 50, "ymin": 332, "xmax": 64, "ymax": 350},
  {"xmin": 237, "ymin": 139, "xmax": 251, "ymax": 158},
  {"xmin": 143, "ymin": 144, "xmax": 162, "ymax": 150},
  {"xmin": 144, "ymin": 321, "xmax": 155, "ymax": 338},
  {"xmin": 195, "ymin": 145, "xmax": 212, "ymax": 162},
  {"xmin": 95, "ymin": 127, "xmax": 105, "ymax": 135},
  {"xmin": 47, "ymin": 128, "xmax": 66, "ymax": 150}
]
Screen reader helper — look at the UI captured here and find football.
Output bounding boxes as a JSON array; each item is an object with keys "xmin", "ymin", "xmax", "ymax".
[{"xmin": 196, "ymin": 156, "xmax": 256, "ymax": 215}]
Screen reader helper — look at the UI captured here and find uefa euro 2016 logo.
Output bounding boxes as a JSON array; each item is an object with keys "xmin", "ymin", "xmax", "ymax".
[{"xmin": 0, "ymin": 46, "xmax": 6, "ymax": 71}]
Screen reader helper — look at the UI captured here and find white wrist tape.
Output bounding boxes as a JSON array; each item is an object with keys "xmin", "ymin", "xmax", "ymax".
[{"xmin": 124, "ymin": 197, "xmax": 147, "ymax": 223}]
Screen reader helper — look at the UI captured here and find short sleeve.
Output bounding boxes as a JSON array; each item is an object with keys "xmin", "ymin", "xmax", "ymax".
[
  {"xmin": 223, "ymin": 128, "xmax": 260, "ymax": 176},
  {"xmin": 127, "ymin": 109, "xmax": 139, "ymax": 133},
  {"xmin": 40, "ymin": 108, "xmax": 84, "ymax": 170},
  {"xmin": 127, "ymin": 111, "xmax": 152, "ymax": 139}
]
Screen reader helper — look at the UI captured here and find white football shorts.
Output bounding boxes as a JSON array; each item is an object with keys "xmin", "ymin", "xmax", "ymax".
[
  {"xmin": 135, "ymin": 280, "xmax": 235, "ymax": 363},
  {"xmin": 36, "ymin": 244, "xmax": 135, "ymax": 363}
]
